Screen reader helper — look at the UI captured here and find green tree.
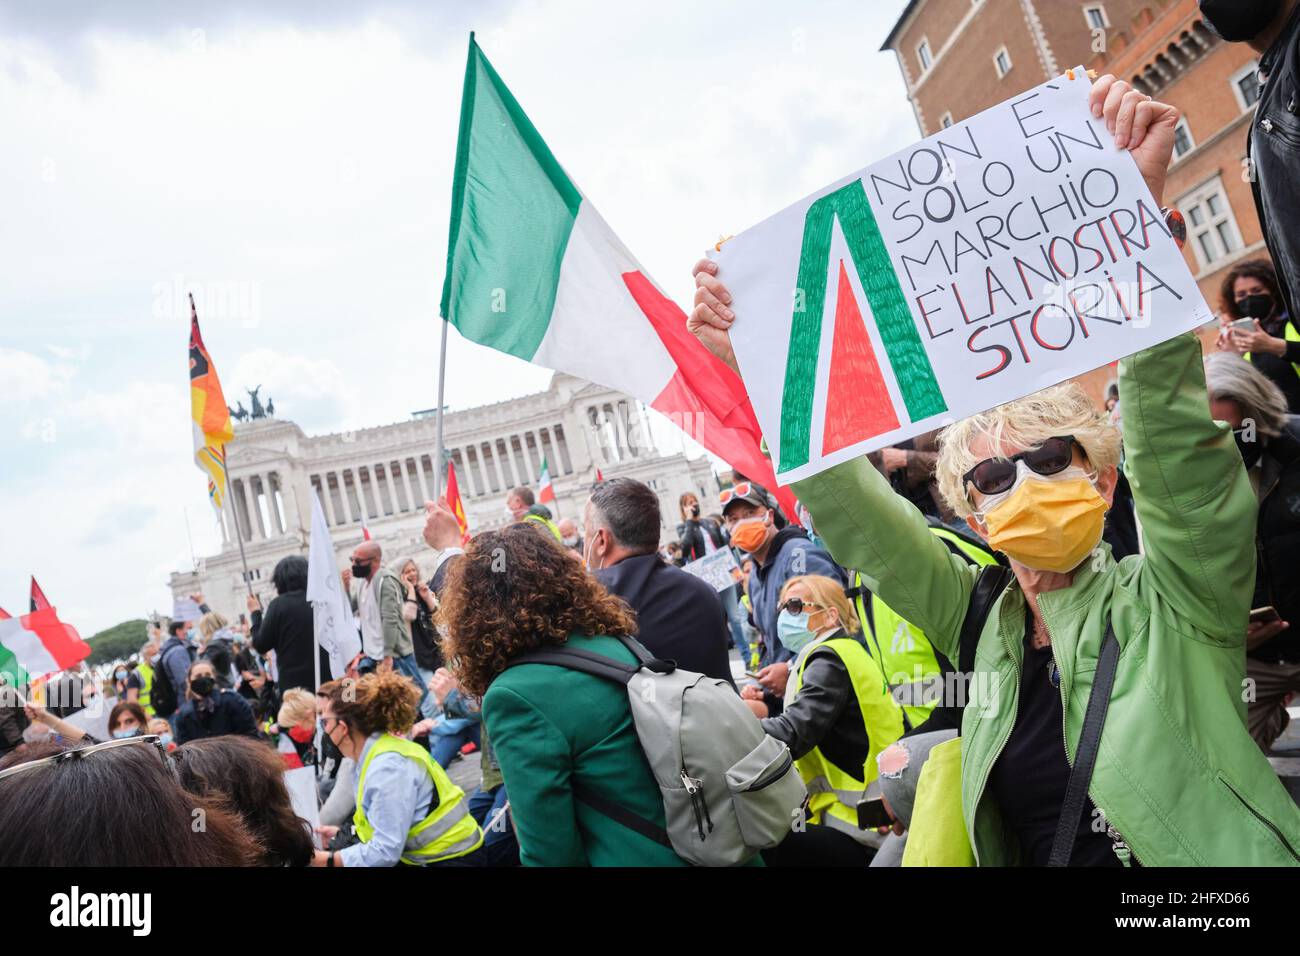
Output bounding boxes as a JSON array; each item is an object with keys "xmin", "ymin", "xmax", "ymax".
[{"xmin": 84, "ymin": 619, "xmax": 150, "ymax": 666}]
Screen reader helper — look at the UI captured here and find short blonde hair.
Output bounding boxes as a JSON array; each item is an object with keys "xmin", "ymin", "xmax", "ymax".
[
  {"xmin": 936, "ymin": 382, "xmax": 1122, "ymax": 518},
  {"xmin": 277, "ymin": 688, "xmax": 316, "ymax": 728},
  {"xmin": 779, "ymin": 575, "xmax": 860, "ymax": 634},
  {"xmin": 198, "ymin": 611, "xmax": 228, "ymax": 640}
]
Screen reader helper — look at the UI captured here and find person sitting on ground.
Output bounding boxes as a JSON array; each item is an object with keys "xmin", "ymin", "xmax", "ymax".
[
  {"xmin": 312, "ymin": 670, "xmax": 485, "ymax": 867},
  {"xmin": 174, "ymin": 734, "xmax": 315, "ymax": 867},
  {"xmin": 754, "ymin": 575, "xmax": 906, "ymax": 867},
  {"xmin": 174, "ymin": 659, "xmax": 258, "ymax": 745},
  {"xmin": 274, "ymin": 688, "xmax": 318, "ymax": 769},
  {"xmin": 587, "ymin": 477, "xmax": 735, "ymax": 685}
]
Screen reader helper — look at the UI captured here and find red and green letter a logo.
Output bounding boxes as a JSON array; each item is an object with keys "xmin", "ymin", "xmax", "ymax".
[{"xmin": 779, "ymin": 180, "xmax": 947, "ymax": 474}]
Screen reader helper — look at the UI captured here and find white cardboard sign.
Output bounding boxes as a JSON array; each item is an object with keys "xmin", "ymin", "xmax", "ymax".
[{"xmin": 717, "ymin": 69, "xmax": 1210, "ymax": 484}]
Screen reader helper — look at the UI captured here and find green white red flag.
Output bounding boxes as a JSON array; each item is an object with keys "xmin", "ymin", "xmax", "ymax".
[{"xmin": 439, "ymin": 34, "xmax": 799, "ymax": 523}]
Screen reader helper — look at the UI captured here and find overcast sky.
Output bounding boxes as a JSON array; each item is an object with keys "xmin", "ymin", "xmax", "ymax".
[{"xmin": 0, "ymin": 0, "xmax": 917, "ymax": 634}]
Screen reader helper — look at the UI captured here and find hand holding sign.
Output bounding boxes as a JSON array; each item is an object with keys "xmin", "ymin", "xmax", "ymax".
[
  {"xmin": 1087, "ymin": 75, "xmax": 1178, "ymax": 205},
  {"xmin": 697, "ymin": 72, "xmax": 1197, "ymax": 483}
]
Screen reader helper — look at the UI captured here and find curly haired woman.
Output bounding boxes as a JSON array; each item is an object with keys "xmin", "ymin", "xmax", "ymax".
[
  {"xmin": 313, "ymin": 669, "xmax": 484, "ymax": 867},
  {"xmin": 440, "ymin": 524, "xmax": 693, "ymax": 866}
]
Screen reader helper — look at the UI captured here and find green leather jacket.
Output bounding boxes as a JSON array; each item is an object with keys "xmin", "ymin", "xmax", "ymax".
[{"xmin": 794, "ymin": 334, "xmax": 1300, "ymax": 866}]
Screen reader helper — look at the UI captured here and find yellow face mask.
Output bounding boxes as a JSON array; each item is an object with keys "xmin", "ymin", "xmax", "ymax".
[{"xmin": 979, "ymin": 469, "xmax": 1107, "ymax": 573}]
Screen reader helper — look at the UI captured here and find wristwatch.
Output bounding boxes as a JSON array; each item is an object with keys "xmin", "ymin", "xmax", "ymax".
[{"xmin": 327, "ymin": 851, "xmax": 336, "ymax": 867}]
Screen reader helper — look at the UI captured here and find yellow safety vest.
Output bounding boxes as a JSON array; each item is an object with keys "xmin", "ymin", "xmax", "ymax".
[
  {"xmin": 523, "ymin": 513, "xmax": 562, "ymax": 541},
  {"xmin": 136, "ymin": 662, "xmax": 154, "ymax": 716},
  {"xmin": 852, "ymin": 526, "xmax": 999, "ymax": 728},
  {"xmin": 1245, "ymin": 320, "xmax": 1300, "ymax": 378},
  {"xmin": 353, "ymin": 733, "xmax": 484, "ymax": 865},
  {"xmin": 786, "ymin": 633, "xmax": 906, "ymax": 844}
]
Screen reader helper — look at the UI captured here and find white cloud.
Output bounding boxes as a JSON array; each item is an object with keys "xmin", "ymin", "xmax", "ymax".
[{"xmin": 0, "ymin": 0, "xmax": 917, "ymax": 633}]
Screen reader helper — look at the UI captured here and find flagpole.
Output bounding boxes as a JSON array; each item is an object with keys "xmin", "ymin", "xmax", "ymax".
[
  {"xmin": 433, "ymin": 317, "xmax": 449, "ymax": 503},
  {"xmin": 224, "ymin": 461, "xmax": 255, "ymax": 600}
]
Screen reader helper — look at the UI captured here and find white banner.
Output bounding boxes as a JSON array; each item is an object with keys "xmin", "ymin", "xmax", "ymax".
[
  {"xmin": 306, "ymin": 490, "xmax": 361, "ymax": 682},
  {"xmin": 717, "ymin": 68, "xmax": 1209, "ymax": 483}
]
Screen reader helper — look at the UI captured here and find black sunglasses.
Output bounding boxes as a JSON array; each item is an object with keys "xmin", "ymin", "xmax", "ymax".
[
  {"xmin": 780, "ymin": 598, "xmax": 824, "ymax": 615},
  {"xmin": 962, "ymin": 436, "xmax": 1078, "ymax": 498},
  {"xmin": 0, "ymin": 734, "xmax": 176, "ymax": 784}
]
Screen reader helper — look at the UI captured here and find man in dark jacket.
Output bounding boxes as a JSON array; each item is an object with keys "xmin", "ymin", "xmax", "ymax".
[
  {"xmin": 721, "ymin": 483, "xmax": 845, "ymax": 705},
  {"xmin": 251, "ymin": 555, "xmax": 329, "ymax": 694},
  {"xmin": 586, "ymin": 479, "xmax": 735, "ymax": 686},
  {"xmin": 1202, "ymin": 1, "xmax": 1300, "ymax": 312}
]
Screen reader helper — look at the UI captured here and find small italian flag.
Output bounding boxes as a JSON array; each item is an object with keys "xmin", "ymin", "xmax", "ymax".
[
  {"xmin": 538, "ymin": 457, "xmax": 555, "ymax": 504},
  {"xmin": 440, "ymin": 34, "xmax": 799, "ymax": 524},
  {"xmin": 0, "ymin": 606, "xmax": 91, "ymax": 686}
]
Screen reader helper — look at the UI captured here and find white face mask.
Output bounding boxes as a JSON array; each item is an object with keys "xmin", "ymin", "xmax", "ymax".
[{"xmin": 584, "ymin": 532, "xmax": 606, "ymax": 571}]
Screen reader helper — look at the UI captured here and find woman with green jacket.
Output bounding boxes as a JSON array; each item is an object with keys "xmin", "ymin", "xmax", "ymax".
[
  {"xmin": 686, "ymin": 74, "xmax": 1300, "ymax": 866},
  {"xmin": 439, "ymin": 523, "xmax": 690, "ymax": 866}
]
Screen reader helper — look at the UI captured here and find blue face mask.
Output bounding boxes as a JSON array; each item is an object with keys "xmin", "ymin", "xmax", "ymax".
[
  {"xmin": 160, "ymin": 732, "xmax": 174, "ymax": 747},
  {"xmin": 115, "ymin": 670, "xmax": 127, "ymax": 681},
  {"xmin": 777, "ymin": 610, "xmax": 818, "ymax": 654},
  {"xmin": 111, "ymin": 728, "xmax": 139, "ymax": 739}
]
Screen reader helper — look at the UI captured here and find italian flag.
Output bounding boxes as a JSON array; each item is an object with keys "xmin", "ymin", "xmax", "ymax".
[
  {"xmin": 538, "ymin": 457, "xmax": 555, "ymax": 504},
  {"xmin": 439, "ymin": 35, "xmax": 798, "ymax": 523},
  {"xmin": 0, "ymin": 607, "xmax": 91, "ymax": 686}
]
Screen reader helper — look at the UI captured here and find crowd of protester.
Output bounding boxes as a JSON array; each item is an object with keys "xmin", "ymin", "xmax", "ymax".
[{"xmin": 6, "ymin": 58, "xmax": 1300, "ymax": 868}]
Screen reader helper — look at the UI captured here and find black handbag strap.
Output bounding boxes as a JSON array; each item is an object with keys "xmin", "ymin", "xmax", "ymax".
[
  {"xmin": 958, "ymin": 565, "xmax": 1015, "ymax": 675},
  {"xmin": 1048, "ymin": 622, "xmax": 1121, "ymax": 867}
]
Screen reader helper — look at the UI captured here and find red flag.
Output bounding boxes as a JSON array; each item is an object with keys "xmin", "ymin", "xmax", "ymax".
[
  {"xmin": 445, "ymin": 461, "xmax": 470, "ymax": 544},
  {"xmin": 0, "ymin": 607, "xmax": 10, "ymax": 621},
  {"xmin": 361, "ymin": 518, "xmax": 372, "ymax": 542},
  {"xmin": 595, "ymin": 469, "xmax": 604, "ymax": 482},
  {"xmin": 30, "ymin": 576, "xmax": 51, "ymax": 613}
]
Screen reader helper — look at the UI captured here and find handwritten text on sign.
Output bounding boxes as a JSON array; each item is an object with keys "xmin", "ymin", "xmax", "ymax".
[{"xmin": 717, "ymin": 69, "xmax": 1209, "ymax": 484}]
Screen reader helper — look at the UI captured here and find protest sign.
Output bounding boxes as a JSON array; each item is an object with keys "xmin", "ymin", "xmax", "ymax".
[
  {"xmin": 171, "ymin": 597, "xmax": 203, "ymax": 622},
  {"xmin": 682, "ymin": 548, "xmax": 741, "ymax": 593},
  {"xmin": 717, "ymin": 68, "xmax": 1210, "ymax": 483},
  {"xmin": 283, "ymin": 765, "xmax": 323, "ymax": 849}
]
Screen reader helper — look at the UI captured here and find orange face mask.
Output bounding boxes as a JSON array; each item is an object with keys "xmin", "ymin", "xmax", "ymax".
[
  {"xmin": 981, "ymin": 471, "xmax": 1106, "ymax": 573},
  {"xmin": 730, "ymin": 515, "xmax": 770, "ymax": 554}
]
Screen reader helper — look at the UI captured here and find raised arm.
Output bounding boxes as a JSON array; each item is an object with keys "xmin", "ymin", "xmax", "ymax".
[
  {"xmin": 1119, "ymin": 333, "xmax": 1257, "ymax": 642},
  {"xmin": 793, "ymin": 459, "xmax": 977, "ymax": 662}
]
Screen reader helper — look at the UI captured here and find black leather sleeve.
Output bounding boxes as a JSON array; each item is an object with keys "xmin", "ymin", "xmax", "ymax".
[{"xmin": 759, "ymin": 652, "xmax": 853, "ymax": 759}]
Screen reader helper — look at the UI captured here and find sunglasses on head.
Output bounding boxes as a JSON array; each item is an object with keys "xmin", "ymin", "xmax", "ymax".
[
  {"xmin": 962, "ymin": 436, "xmax": 1078, "ymax": 498},
  {"xmin": 780, "ymin": 598, "xmax": 824, "ymax": 615},
  {"xmin": 0, "ymin": 734, "xmax": 176, "ymax": 784},
  {"xmin": 718, "ymin": 482, "xmax": 754, "ymax": 507}
]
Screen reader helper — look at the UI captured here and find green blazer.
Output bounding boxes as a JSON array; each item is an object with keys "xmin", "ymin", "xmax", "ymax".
[{"xmin": 483, "ymin": 632, "xmax": 687, "ymax": 867}]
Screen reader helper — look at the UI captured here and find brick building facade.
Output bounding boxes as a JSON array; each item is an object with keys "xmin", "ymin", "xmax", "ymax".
[{"xmin": 882, "ymin": 0, "xmax": 1270, "ymax": 402}]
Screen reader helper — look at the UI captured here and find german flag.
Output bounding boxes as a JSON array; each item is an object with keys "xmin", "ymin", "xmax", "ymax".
[
  {"xmin": 190, "ymin": 294, "xmax": 234, "ymax": 518},
  {"xmin": 445, "ymin": 459, "xmax": 470, "ymax": 543}
]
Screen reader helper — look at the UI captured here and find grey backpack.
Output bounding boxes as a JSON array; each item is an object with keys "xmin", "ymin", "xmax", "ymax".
[{"xmin": 508, "ymin": 634, "xmax": 807, "ymax": 866}]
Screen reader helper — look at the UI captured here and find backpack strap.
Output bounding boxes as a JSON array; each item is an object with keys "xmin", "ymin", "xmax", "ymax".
[
  {"xmin": 506, "ymin": 646, "xmax": 639, "ymax": 685},
  {"xmin": 958, "ymin": 565, "xmax": 1014, "ymax": 676},
  {"xmin": 571, "ymin": 784, "xmax": 673, "ymax": 848},
  {"xmin": 1048, "ymin": 621, "xmax": 1121, "ymax": 867}
]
